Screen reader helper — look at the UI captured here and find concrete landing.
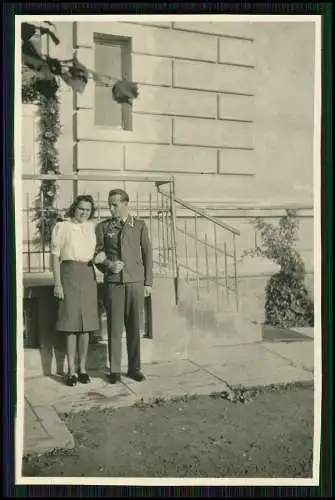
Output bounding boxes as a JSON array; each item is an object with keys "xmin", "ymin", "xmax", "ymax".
[{"xmin": 22, "ymin": 341, "xmax": 314, "ymax": 457}]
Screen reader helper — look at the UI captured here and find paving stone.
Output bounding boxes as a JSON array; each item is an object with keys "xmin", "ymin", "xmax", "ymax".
[
  {"xmin": 24, "ymin": 400, "xmax": 74, "ymax": 455},
  {"xmin": 189, "ymin": 343, "xmax": 267, "ymax": 367},
  {"xmin": 189, "ymin": 344, "xmax": 313, "ymax": 387},
  {"xmin": 262, "ymin": 342, "xmax": 314, "ymax": 373},
  {"xmin": 291, "ymin": 327, "xmax": 314, "ymax": 339},
  {"xmin": 24, "ymin": 374, "xmax": 110, "ymax": 407},
  {"xmin": 54, "ymin": 386, "xmax": 136, "ymax": 414},
  {"xmin": 122, "ymin": 359, "xmax": 224, "ymax": 398},
  {"xmin": 204, "ymin": 359, "xmax": 313, "ymax": 388}
]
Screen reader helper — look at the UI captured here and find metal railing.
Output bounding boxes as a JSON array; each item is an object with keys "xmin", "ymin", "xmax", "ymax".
[
  {"xmin": 21, "ymin": 173, "xmax": 177, "ymax": 277},
  {"xmin": 156, "ymin": 184, "xmax": 240, "ymax": 312},
  {"xmin": 21, "ymin": 173, "xmax": 240, "ymax": 312}
]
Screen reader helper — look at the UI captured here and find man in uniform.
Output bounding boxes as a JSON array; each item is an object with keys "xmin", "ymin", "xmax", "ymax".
[{"xmin": 94, "ymin": 189, "xmax": 153, "ymax": 384}]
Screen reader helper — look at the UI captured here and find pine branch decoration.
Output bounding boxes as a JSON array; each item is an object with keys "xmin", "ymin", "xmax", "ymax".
[{"xmin": 32, "ymin": 93, "xmax": 61, "ymax": 246}]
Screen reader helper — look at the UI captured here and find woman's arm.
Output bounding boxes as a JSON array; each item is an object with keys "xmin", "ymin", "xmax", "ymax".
[
  {"xmin": 51, "ymin": 254, "xmax": 64, "ymax": 299},
  {"xmin": 51, "ymin": 223, "xmax": 65, "ymax": 299}
]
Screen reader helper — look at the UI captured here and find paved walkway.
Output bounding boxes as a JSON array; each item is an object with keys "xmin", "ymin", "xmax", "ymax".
[{"xmin": 23, "ymin": 341, "xmax": 314, "ymax": 456}]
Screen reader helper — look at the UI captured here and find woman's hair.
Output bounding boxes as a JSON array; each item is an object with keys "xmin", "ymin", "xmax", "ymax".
[{"xmin": 65, "ymin": 194, "xmax": 96, "ymax": 219}]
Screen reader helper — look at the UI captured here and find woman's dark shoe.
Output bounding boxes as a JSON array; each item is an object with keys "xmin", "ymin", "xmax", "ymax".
[
  {"xmin": 78, "ymin": 372, "xmax": 91, "ymax": 384},
  {"xmin": 66, "ymin": 374, "xmax": 78, "ymax": 387}
]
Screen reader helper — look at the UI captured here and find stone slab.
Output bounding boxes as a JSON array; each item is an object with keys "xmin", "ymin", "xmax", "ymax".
[
  {"xmin": 122, "ymin": 359, "xmax": 226, "ymax": 400},
  {"xmin": 291, "ymin": 327, "xmax": 315, "ymax": 339},
  {"xmin": 189, "ymin": 344, "xmax": 313, "ymax": 388},
  {"xmin": 24, "ymin": 401, "xmax": 48, "ymax": 443},
  {"xmin": 262, "ymin": 342, "xmax": 314, "ymax": 373},
  {"xmin": 24, "ymin": 400, "xmax": 74, "ymax": 455},
  {"xmin": 54, "ymin": 386, "xmax": 137, "ymax": 414},
  {"xmin": 24, "ymin": 373, "xmax": 111, "ymax": 407},
  {"xmin": 188, "ymin": 343, "xmax": 265, "ymax": 366},
  {"xmin": 262, "ymin": 325, "xmax": 314, "ymax": 343},
  {"xmin": 205, "ymin": 362, "xmax": 313, "ymax": 388}
]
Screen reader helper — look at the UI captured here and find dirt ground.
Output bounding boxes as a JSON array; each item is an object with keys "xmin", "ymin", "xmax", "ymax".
[{"xmin": 22, "ymin": 384, "xmax": 314, "ymax": 479}]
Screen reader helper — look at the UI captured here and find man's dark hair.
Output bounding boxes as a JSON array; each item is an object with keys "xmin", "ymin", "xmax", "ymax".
[
  {"xmin": 108, "ymin": 189, "xmax": 129, "ymax": 203},
  {"xmin": 66, "ymin": 194, "xmax": 95, "ymax": 219}
]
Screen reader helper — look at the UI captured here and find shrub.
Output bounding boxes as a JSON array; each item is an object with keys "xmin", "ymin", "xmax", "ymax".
[{"xmin": 242, "ymin": 210, "xmax": 314, "ymax": 328}]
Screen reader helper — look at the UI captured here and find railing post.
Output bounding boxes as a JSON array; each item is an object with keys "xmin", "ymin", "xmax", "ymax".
[
  {"xmin": 184, "ymin": 220, "xmax": 189, "ymax": 271},
  {"xmin": 136, "ymin": 191, "xmax": 139, "ymax": 218},
  {"xmin": 148, "ymin": 191, "xmax": 153, "ymax": 241},
  {"xmin": 165, "ymin": 193, "xmax": 172, "ymax": 274},
  {"xmin": 26, "ymin": 193, "xmax": 31, "ymax": 273},
  {"xmin": 204, "ymin": 234, "xmax": 210, "ymax": 293},
  {"xmin": 213, "ymin": 224, "xmax": 220, "ymax": 311},
  {"xmin": 161, "ymin": 192, "xmax": 167, "ymax": 267},
  {"xmin": 233, "ymin": 234, "xmax": 239, "ymax": 312},
  {"xmin": 224, "ymin": 242, "xmax": 229, "ymax": 305},
  {"xmin": 169, "ymin": 177, "xmax": 180, "ymax": 305},
  {"xmin": 97, "ymin": 191, "xmax": 101, "ymax": 222},
  {"xmin": 156, "ymin": 189, "xmax": 162, "ymax": 268},
  {"xmin": 194, "ymin": 214, "xmax": 200, "ymax": 301}
]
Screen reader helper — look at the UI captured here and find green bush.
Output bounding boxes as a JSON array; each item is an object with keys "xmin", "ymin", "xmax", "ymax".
[{"xmin": 242, "ymin": 210, "xmax": 314, "ymax": 328}]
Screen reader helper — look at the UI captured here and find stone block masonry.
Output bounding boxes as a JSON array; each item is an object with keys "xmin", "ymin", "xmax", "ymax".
[{"xmin": 74, "ymin": 20, "xmax": 257, "ymax": 189}]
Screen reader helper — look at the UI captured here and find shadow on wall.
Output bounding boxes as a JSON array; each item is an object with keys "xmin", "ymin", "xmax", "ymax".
[
  {"xmin": 24, "ymin": 287, "xmax": 66, "ymax": 375},
  {"xmin": 24, "ymin": 285, "xmax": 108, "ymax": 376},
  {"xmin": 177, "ymin": 278, "xmax": 221, "ymax": 336}
]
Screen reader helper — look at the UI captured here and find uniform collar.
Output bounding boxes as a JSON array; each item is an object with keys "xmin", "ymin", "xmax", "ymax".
[
  {"xmin": 124, "ymin": 214, "xmax": 134, "ymax": 227},
  {"xmin": 109, "ymin": 214, "xmax": 134, "ymax": 227}
]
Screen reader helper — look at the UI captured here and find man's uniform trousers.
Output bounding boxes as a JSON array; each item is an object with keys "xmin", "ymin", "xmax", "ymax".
[{"xmin": 104, "ymin": 281, "xmax": 144, "ymax": 374}]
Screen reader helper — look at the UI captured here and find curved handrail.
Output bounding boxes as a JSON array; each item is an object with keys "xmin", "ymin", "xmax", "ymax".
[{"xmin": 156, "ymin": 186, "xmax": 240, "ymax": 236}]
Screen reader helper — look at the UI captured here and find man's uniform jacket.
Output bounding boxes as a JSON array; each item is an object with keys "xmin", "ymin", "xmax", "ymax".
[{"xmin": 94, "ymin": 215, "xmax": 153, "ymax": 287}]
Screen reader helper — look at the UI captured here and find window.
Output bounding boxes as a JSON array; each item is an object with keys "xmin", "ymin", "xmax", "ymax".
[{"xmin": 94, "ymin": 34, "xmax": 132, "ymax": 130}]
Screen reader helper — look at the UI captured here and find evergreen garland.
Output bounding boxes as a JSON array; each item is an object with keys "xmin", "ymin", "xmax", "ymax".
[
  {"xmin": 22, "ymin": 70, "xmax": 61, "ymax": 247},
  {"xmin": 34, "ymin": 93, "xmax": 61, "ymax": 246}
]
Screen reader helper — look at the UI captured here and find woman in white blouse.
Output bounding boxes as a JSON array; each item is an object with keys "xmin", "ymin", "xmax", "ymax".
[{"xmin": 51, "ymin": 195, "xmax": 101, "ymax": 387}]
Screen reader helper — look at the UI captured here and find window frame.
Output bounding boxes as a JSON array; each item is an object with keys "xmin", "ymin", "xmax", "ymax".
[{"xmin": 93, "ymin": 33, "xmax": 133, "ymax": 131}]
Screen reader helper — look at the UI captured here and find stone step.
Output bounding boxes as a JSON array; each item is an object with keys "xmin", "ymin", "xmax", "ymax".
[
  {"xmin": 24, "ymin": 333, "xmax": 186, "ymax": 379},
  {"xmin": 177, "ymin": 278, "xmax": 262, "ymax": 353},
  {"xmin": 24, "ymin": 276, "xmax": 262, "ymax": 379}
]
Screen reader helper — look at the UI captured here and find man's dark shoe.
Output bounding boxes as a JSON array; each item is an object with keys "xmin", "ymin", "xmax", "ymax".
[
  {"xmin": 127, "ymin": 370, "xmax": 146, "ymax": 382},
  {"xmin": 78, "ymin": 372, "xmax": 91, "ymax": 384},
  {"xmin": 109, "ymin": 373, "xmax": 121, "ymax": 384}
]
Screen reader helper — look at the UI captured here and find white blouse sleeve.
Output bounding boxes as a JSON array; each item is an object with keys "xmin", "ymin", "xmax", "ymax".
[
  {"xmin": 51, "ymin": 222, "xmax": 66, "ymax": 258},
  {"xmin": 89, "ymin": 221, "xmax": 97, "ymax": 244}
]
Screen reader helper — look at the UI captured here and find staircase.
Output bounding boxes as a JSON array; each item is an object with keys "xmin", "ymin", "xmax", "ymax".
[{"xmin": 22, "ymin": 174, "xmax": 262, "ymax": 378}]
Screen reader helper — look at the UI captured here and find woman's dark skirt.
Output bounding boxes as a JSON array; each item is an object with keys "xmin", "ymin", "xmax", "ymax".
[{"xmin": 56, "ymin": 261, "xmax": 100, "ymax": 333}]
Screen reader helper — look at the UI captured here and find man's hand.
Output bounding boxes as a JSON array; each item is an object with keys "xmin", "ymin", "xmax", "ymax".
[
  {"xmin": 144, "ymin": 286, "xmax": 152, "ymax": 297},
  {"xmin": 54, "ymin": 283, "xmax": 64, "ymax": 300},
  {"xmin": 94, "ymin": 251, "xmax": 107, "ymax": 264},
  {"xmin": 107, "ymin": 260, "xmax": 124, "ymax": 274}
]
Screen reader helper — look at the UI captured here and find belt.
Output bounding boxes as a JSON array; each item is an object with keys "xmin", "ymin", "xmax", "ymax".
[
  {"xmin": 62, "ymin": 260, "xmax": 97, "ymax": 281},
  {"xmin": 62, "ymin": 260, "xmax": 93, "ymax": 266}
]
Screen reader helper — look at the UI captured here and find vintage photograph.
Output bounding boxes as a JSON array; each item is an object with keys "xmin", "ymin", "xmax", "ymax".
[{"xmin": 16, "ymin": 15, "xmax": 321, "ymax": 484}]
